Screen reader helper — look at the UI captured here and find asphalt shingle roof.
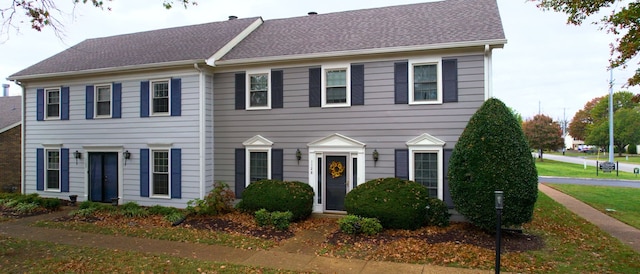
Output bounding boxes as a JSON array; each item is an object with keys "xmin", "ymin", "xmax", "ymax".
[
  {"xmin": 221, "ymin": 0, "xmax": 505, "ymax": 61},
  {"xmin": 0, "ymin": 96, "xmax": 21, "ymax": 130},
  {"xmin": 10, "ymin": 17, "xmax": 260, "ymax": 78}
]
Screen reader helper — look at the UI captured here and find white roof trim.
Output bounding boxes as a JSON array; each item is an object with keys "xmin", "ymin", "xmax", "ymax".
[
  {"xmin": 0, "ymin": 121, "xmax": 20, "ymax": 134},
  {"xmin": 206, "ymin": 18, "xmax": 264, "ymax": 67},
  {"xmin": 406, "ymin": 133, "xmax": 446, "ymax": 147},
  {"xmin": 307, "ymin": 133, "xmax": 366, "ymax": 148},
  {"xmin": 243, "ymin": 135, "xmax": 274, "ymax": 146},
  {"xmin": 215, "ymin": 39, "xmax": 507, "ymax": 66}
]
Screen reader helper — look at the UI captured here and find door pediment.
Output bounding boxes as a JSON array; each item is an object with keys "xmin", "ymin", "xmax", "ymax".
[{"xmin": 406, "ymin": 133, "xmax": 446, "ymax": 147}]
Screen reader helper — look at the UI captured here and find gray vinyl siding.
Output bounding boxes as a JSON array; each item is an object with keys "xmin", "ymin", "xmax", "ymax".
[
  {"xmin": 23, "ymin": 72, "xmax": 202, "ymax": 208},
  {"xmin": 213, "ymin": 54, "xmax": 485, "ymax": 188}
]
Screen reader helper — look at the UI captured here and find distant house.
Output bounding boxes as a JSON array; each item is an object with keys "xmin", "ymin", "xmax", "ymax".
[
  {"xmin": 565, "ymin": 134, "xmax": 584, "ymax": 150},
  {"xmin": 0, "ymin": 95, "xmax": 22, "ymax": 192},
  {"xmin": 8, "ymin": 0, "xmax": 506, "ymax": 212}
]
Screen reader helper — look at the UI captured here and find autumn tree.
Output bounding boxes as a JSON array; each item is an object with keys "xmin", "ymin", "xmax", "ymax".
[
  {"xmin": 1, "ymin": 0, "xmax": 195, "ymax": 36},
  {"xmin": 586, "ymin": 108, "xmax": 640, "ymax": 156},
  {"xmin": 522, "ymin": 114, "xmax": 564, "ymax": 161}
]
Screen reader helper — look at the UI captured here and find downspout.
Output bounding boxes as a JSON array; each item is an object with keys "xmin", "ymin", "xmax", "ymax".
[
  {"xmin": 13, "ymin": 80, "xmax": 26, "ymax": 194},
  {"xmin": 194, "ymin": 63, "xmax": 207, "ymax": 199},
  {"xmin": 484, "ymin": 44, "xmax": 493, "ymax": 100}
]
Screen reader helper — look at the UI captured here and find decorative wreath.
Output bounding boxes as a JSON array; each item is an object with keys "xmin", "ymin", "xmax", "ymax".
[{"xmin": 329, "ymin": 161, "xmax": 345, "ymax": 178}]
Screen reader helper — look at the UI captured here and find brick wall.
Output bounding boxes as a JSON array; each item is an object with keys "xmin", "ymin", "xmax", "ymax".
[{"xmin": 0, "ymin": 125, "xmax": 21, "ymax": 193}]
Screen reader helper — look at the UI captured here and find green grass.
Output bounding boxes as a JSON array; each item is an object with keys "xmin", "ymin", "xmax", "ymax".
[
  {"xmin": 0, "ymin": 236, "xmax": 294, "ymax": 273},
  {"xmin": 535, "ymin": 159, "xmax": 640, "ymax": 180},
  {"xmin": 546, "ymin": 184, "xmax": 640, "ymax": 230},
  {"xmin": 549, "ymin": 151, "xmax": 640, "ymax": 164}
]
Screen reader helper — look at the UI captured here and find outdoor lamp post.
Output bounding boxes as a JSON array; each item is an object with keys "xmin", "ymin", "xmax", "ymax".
[{"xmin": 495, "ymin": 190, "xmax": 504, "ymax": 274}]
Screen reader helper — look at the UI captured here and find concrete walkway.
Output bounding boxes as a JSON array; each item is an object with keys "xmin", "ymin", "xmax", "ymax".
[
  {"xmin": 0, "ymin": 209, "xmax": 488, "ymax": 274},
  {"xmin": 538, "ymin": 183, "xmax": 640, "ymax": 253}
]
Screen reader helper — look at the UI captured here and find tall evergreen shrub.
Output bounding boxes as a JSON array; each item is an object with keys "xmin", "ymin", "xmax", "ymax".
[{"xmin": 448, "ymin": 98, "xmax": 538, "ymax": 231}]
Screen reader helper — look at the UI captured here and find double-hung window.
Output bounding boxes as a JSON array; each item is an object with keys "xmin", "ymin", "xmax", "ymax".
[
  {"xmin": 245, "ymin": 70, "xmax": 271, "ymax": 110},
  {"xmin": 95, "ymin": 84, "xmax": 112, "ymax": 117},
  {"xmin": 243, "ymin": 135, "xmax": 273, "ymax": 186},
  {"xmin": 409, "ymin": 59, "xmax": 442, "ymax": 104},
  {"xmin": 46, "ymin": 88, "xmax": 60, "ymax": 119},
  {"xmin": 406, "ymin": 133, "xmax": 445, "ymax": 199},
  {"xmin": 46, "ymin": 149, "xmax": 60, "ymax": 190},
  {"xmin": 321, "ymin": 65, "xmax": 350, "ymax": 107},
  {"xmin": 152, "ymin": 80, "xmax": 170, "ymax": 115},
  {"xmin": 152, "ymin": 150, "xmax": 170, "ymax": 196}
]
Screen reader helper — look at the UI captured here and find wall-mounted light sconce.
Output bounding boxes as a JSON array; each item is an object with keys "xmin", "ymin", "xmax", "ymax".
[
  {"xmin": 372, "ymin": 149, "xmax": 379, "ymax": 166},
  {"xmin": 123, "ymin": 150, "xmax": 131, "ymax": 166},
  {"xmin": 73, "ymin": 150, "xmax": 82, "ymax": 165},
  {"xmin": 296, "ymin": 149, "xmax": 302, "ymax": 164}
]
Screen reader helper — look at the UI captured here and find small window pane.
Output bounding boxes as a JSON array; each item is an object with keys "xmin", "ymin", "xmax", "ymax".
[
  {"xmin": 153, "ymin": 174, "xmax": 169, "ymax": 195},
  {"xmin": 249, "ymin": 152, "xmax": 268, "ymax": 182},
  {"xmin": 414, "ymin": 152, "xmax": 438, "ymax": 198},
  {"xmin": 326, "ymin": 87, "xmax": 346, "ymax": 103},
  {"xmin": 326, "ymin": 70, "xmax": 346, "ymax": 87},
  {"xmin": 153, "ymin": 151, "xmax": 169, "ymax": 173},
  {"xmin": 47, "ymin": 90, "xmax": 60, "ymax": 104},
  {"xmin": 414, "ymin": 64, "xmax": 438, "ymax": 101},
  {"xmin": 47, "ymin": 151, "xmax": 59, "ymax": 170}
]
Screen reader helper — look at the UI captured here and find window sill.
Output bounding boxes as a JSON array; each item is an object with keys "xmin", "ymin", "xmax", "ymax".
[
  {"xmin": 246, "ymin": 106, "xmax": 271, "ymax": 111},
  {"xmin": 321, "ymin": 103, "xmax": 351, "ymax": 108},
  {"xmin": 150, "ymin": 195, "xmax": 171, "ymax": 199},
  {"xmin": 409, "ymin": 100, "xmax": 442, "ymax": 105},
  {"xmin": 44, "ymin": 189, "xmax": 61, "ymax": 193},
  {"xmin": 150, "ymin": 113, "xmax": 171, "ymax": 117}
]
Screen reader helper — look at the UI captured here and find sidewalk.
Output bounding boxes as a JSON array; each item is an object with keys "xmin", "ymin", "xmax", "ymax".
[
  {"xmin": 538, "ymin": 183, "xmax": 640, "ymax": 253},
  {"xmin": 0, "ymin": 209, "xmax": 488, "ymax": 274}
]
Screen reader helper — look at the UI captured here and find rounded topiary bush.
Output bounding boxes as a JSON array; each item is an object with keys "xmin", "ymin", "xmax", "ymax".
[
  {"xmin": 236, "ymin": 179, "xmax": 314, "ymax": 221},
  {"xmin": 344, "ymin": 177, "xmax": 430, "ymax": 230},
  {"xmin": 448, "ymin": 98, "xmax": 538, "ymax": 231}
]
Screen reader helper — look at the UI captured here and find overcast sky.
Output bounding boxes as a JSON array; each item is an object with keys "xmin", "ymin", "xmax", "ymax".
[{"xmin": 1, "ymin": 0, "xmax": 637, "ymax": 122}]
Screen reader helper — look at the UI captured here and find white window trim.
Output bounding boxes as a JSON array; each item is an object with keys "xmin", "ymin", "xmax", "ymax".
[
  {"xmin": 243, "ymin": 135, "xmax": 273, "ymax": 186},
  {"xmin": 321, "ymin": 63, "xmax": 351, "ymax": 108},
  {"xmin": 44, "ymin": 87, "xmax": 61, "ymax": 120},
  {"xmin": 94, "ymin": 83, "xmax": 113, "ymax": 118},
  {"xmin": 150, "ymin": 79, "xmax": 171, "ymax": 116},
  {"xmin": 246, "ymin": 69, "xmax": 271, "ymax": 110},
  {"xmin": 150, "ymin": 146, "xmax": 171, "ymax": 198},
  {"xmin": 406, "ymin": 133, "xmax": 446, "ymax": 200},
  {"xmin": 44, "ymin": 147, "xmax": 61, "ymax": 192},
  {"xmin": 409, "ymin": 58, "xmax": 443, "ymax": 105}
]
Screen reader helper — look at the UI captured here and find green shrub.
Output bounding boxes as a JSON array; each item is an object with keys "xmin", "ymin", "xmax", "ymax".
[
  {"xmin": 448, "ymin": 98, "xmax": 538, "ymax": 231},
  {"xmin": 237, "ymin": 180, "xmax": 314, "ymax": 221},
  {"xmin": 38, "ymin": 198, "xmax": 61, "ymax": 210},
  {"xmin": 255, "ymin": 209, "xmax": 271, "ymax": 227},
  {"xmin": 119, "ymin": 202, "xmax": 148, "ymax": 218},
  {"xmin": 147, "ymin": 205, "xmax": 175, "ymax": 216},
  {"xmin": 69, "ymin": 207, "xmax": 97, "ymax": 217},
  {"xmin": 344, "ymin": 177, "xmax": 430, "ymax": 230},
  {"xmin": 163, "ymin": 212, "xmax": 185, "ymax": 224},
  {"xmin": 425, "ymin": 198, "xmax": 450, "ymax": 227},
  {"xmin": 186, "ymin": 182, "xmax": 235, "ymax": 216},
  {"xmin": 14, "ymin": 203, "xmax": 39, "ymax": 214},
  {"xmin": 270, "ymin": 211, "xmax": 293, "ymax": 231},
  {"xmin": 337, "ymin": 215, "xmax": 382, "ymax": 235},
  {"xmin": 628, "ymin": 144, "xmax": 637, "ymax": 154}
]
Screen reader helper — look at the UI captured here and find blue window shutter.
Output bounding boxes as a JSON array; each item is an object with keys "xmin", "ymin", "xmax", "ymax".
[
  {"xmin": 36, "ymin": 148, "xmax": 44, "ymax": 190},
  {"xmin": 36, "ymin": 89, "xmax": 44, "ymax": 121},
  {"xmin": 140, "ymin": 148, "xmax": 149, "ymax": 197},
  {"xmin": 170, "ymin": 78, "xmax": 181, "ymax": 116},
  {"xmin": 443, "ymin": 59, "xmax": 458, "ymax": 103},
  {"xmin": 235, "ymin": 148, "xmax": 245, "ymax": 198},
  {"xmin": 271, "ymin": 70, "xmax": 283, "ymax": 109},
  {"xmin": 113, "ymin": 83, "xmax": 122, "ymax": 118},
  {"xmin": 85, "ymin": 86, "xmax": 94, "ymax": 120},
  {"xmin": 351, "ymin": 64, "xmax": 365, "ymax": 105},
  {"xmin": 61, "ymin": 87, "xmax": 70, "ymax": 120},
  {"xmin": 235, "ymin": 73, "xmax": 246, "ymax": 110},
  {"xmin": 140, "ymin": 81, "xmax": 149, "ymax": 117},
  {"xmin": 394, "ymin": 62, "xmax": 409, "ymax": 104},
  {"xmin": 394, "ymin": 149, "xmax": 409, "ymax": 180},
  {"xmin": 309, "ymin": 67, "xmax": 321, "ymax": 107},
  {"xmin": 443, "ymin": 149, "xmax": 454, "ymax": 208},
  {"xmin": 61, "ymin": 148, "xmax": 69, "ymax": 192},
  {"xmin": 272, "ymin": 149, "xmax": 283, "ymax": 181},
  {"xmin": 170, "ymin": 148, "xmax": 182, "ymax": 199}
]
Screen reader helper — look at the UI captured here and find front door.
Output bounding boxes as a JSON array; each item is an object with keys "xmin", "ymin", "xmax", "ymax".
[
  {"xmin": 89, "ymin": 152, "xmax": 118, "ymax": 203},
  {"xmin": 325, "ymin": 155, "xmax": 348, "ymax": 211}
]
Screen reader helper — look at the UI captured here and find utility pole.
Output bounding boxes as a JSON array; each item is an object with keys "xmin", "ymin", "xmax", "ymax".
[{"xmin": 609, "ymin": 70, "xmax": 614, "ymax": 162}]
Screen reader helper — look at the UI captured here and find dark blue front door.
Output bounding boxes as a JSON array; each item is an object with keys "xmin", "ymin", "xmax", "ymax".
[
  {"xmin": 325, "ymin": 156, "xmax": 347, "ymax": 211},
  {"xmin": 89, "ymin": 152, "xmax": 118, "ymax": 203}
]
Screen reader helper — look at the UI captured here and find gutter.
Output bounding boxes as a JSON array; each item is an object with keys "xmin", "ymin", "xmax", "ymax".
[
  {"xmin": 484, "ymin": 44, "xmax": 493, "ymax": 100},
  {"xmin": 10, "ymin": 80, "xmax": 26, "ymax": 194},
  {"xmin": 193, "ymin": 63, "xmax": 207, "ymax": 200},
  {"xmin": 214, "ymin": 39, "xmax": 508, "ymax": 66}
]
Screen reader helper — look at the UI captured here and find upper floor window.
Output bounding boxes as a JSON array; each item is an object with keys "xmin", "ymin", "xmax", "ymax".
[
  {"xmin": 95, "ymin": 84, "xmax": 112, "ymax": 117},
  {"xmin": 152, "ymin": 80, "xmax": 170, "ymax": 115},
  {"xmin": 409, "ymin": 59, "xmax": 442, "ymax": 105},
  {"xmin": 46, "ymin": 88, "xmax": 60, "ymax": 119},
  {"xmin": 322, "ymin": 65, "xmax": 350, "ymax": 107},
  {"xmin": 46, "ymin": 149, "xmax": 60, "ymax": 191},
  {"xmin": 244, "ymin": 70, "xmax": 271, "ymax": 110}
]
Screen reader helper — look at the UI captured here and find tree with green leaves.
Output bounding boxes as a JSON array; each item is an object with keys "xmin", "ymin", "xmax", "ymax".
[
  {"xmin": 448, "ymin": 98, "xmax": 538, "ymax": 231},
  {"xmin": 586, "ymin": 108, "xmax": 640, "ymax": 156},
  {"xmin": 568, "ymin": 97, "xmax": 602, "ymax": 141},
  {"xmin": 1, "ymin": 0, "xmax": 195, "ymax": 36},
  {"xmin": 522, "ymin": 114, "xmax": 564, "ymax": 161},
  {"xmin": 531, "ymin": 1, "xmax": 640, "ymax": 87}
]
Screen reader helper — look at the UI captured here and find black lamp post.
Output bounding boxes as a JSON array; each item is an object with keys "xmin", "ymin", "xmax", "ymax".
[{"xmin": 495, "ymin": 190, "xmax": 504, "ymax": 274}]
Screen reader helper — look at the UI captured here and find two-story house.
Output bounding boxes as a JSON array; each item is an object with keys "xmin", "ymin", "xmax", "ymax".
[{"xmin": 8, "ymin": 0, "xmax": 505, "ymax": 213}]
